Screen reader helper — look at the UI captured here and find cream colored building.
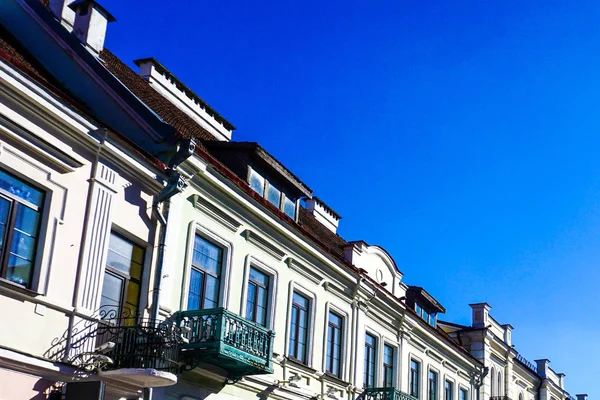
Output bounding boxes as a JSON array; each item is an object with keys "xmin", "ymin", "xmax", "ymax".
[{"xmin": 0, "ymin": 2, "xmax": 587, "ymax": 400}]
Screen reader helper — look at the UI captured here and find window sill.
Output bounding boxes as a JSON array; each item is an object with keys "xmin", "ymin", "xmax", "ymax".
[
  {"xmin": 0, "ymin": 278, "xmax": 41, "ymax": 297},
  {"xmin": 323, "ymin": 372, "xmax": 350, "ymax": 386},
  {"xmin": 285, "ymin": 356, "xmax": 318, "ymax": 374}
]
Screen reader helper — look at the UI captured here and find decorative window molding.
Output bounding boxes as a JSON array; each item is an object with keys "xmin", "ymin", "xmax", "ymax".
[{"xmin": 240, "ymin": 255, "xmax": 278, "ymax": 330}]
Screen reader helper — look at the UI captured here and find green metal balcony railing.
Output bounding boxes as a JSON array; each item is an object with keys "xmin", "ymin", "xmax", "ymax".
[
  {"xmin": 363, "ymin": 387, "xmax": 419, "ymax": 400},
  {"xmin": 174, "ymin": 308, "xmax": 274, "ymax": 378}
]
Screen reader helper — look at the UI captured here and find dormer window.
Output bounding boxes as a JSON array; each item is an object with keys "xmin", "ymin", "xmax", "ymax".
[
  {"xmin": 249, "ymin": 167, "xmax": 297, "ymax": 219},
  {"xmin": 414, "ymin": 302, "xmax": 437, "ymax": 327}
]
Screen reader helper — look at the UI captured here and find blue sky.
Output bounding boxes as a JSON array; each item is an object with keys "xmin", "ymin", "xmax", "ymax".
[{"xmin": 103, "ymin": 1, "xmax": 598, "ymax": 395}]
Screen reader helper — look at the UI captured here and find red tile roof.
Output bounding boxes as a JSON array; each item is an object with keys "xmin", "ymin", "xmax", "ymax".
[{"xmin": 100, "ymin": 49, "xmax": 218, "ymax": 142}]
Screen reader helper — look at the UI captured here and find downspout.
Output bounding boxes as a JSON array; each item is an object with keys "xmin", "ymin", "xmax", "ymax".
[
  {"xmin": 475, "ymin": 367, "xmax": 489, "ymax": 400},
  {"xmin": 150, "ymin": 139, "xmax": 195, "ymax": 324}
]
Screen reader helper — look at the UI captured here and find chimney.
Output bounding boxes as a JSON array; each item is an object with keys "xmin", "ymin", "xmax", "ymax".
[
  {"xmin": 49, "ymin": 0, "xmax": 77, "ymax": 30},
  {"xmin": 68, "ymin": 0, "xmax": 115, "ymax": 54},
  {"xmin": 469, "ymin": 303, "xmax": 491, "ymax": 328},
  {"xmin": 305, "ymin": 197, "xmax": 341, "ymax": 234},
  {"xmin": 502, "ymin": 324, "xmax": 513, "ymax": 346},
  {"xmin": 534, "ymin": 359, "xmax": 550, "ymax": 378},
  {"xmin": 556, "ymin": 373, "xmax": 565, "ymax": 389},
  {"xmin": 576, "ymin": 395, "xmax": 588, "ymax": 400}
]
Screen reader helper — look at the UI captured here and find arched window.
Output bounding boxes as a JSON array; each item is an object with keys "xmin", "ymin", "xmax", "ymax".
[
  {"xmin": 497, "ymin": 371, "xmax": 503, "ymax": 396},
  {"xmin": 519, "ymin": 393, "xmax": 524, "ymax": 400},
  {"xmin": 490, "ymin": 367, "xmax": 496, "ymax": 396}
]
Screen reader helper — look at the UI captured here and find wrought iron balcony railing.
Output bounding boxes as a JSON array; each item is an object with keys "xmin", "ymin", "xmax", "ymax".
[
  {"xmin": 95, "ymin": 318, "xmax": 182, "ymax": 374},
  {"xmin": 174, "ymin": 307, "xmax": 274, "ymax": 378},
  {"xmin": 362, "ymin": 387, "xmax": 419, "ymax": 400}
]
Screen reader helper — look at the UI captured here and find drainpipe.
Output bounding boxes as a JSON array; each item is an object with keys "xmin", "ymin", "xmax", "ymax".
[
  {"xmin": 150, "ymin": 139, "xmax": 195, "ymax": 324},
  {"xmin": 475, "ymin": 367, "xmax": 489, "ymax": 400}
]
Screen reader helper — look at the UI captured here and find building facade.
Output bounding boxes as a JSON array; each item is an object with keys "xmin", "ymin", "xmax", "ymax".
[{"xmin": 0, "ymin": 1, "xmax": 587, "ymax": 400}]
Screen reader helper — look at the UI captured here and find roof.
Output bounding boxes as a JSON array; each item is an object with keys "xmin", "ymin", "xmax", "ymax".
[
  {"xmin": 407, "ymin": 285, "xmax": 446, "ymax": 313},
  {"xmin": 0, "ymin": 24, "xmax": 167, "ymax": 174},
  {"xmin": 99, "ymin": 48, "xmax": 218, "ymax": 142},
  {"xmin": 133, "ymin": 57, "xmax": 235, "ymax": 131},
  {"xmin": 203, "ymin": 141, "xmax": 313, "ymax": 198}
]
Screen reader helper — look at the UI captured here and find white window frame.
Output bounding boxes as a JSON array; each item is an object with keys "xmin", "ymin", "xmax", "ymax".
[
  {"xmin": 363, "ymin": 328, "xmax": 381, "ymax": 388},
  {"xmin": 285, "ymin": 281, "xmax": 317, "ymax": 368},
  {"xmin": 180, "ymin": 222, "xmax": 233, "ymax": 311},
  {"xmin": 409, "ymin": 353, "xmax": 424, "ymax": 400},
  {"xmin": 428, "ymin": 366, "xmax": 441, "ymax": 400},
  {"xmin": 458, "ymin": 385, "xmax": 470, "ymax": 400},
  {"xmin": 240, "ymin": 255, "xmax": 278, "ymax": 329},
  {"xmin": 444, "ymin": 376, "xmax": 456, "ymax": 400},
  {"xmin": 382, "ymin": 339, "xmax": 399, "ymax": 388},
  {"xmin": 323, "ymin": 302, "xmax": 349, "ymax": 380}
]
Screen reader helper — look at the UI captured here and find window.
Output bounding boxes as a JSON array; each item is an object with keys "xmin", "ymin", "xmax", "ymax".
[
  {"xmin": 429, "ymin": 313, "xmax": 437, "ymax": 328},
  {"xmin": 364, "ymin": 333, "xmax": 377, "ymax": 388},
  {"xmin": 289, "ymin": 291, "xmax": 310, "ymax": 363},
  {"xmin": 460, "ymin": 389, "xmax": 468, "ymax": 400},
  {"xmin": 249, "ymin": 169, "xmax": 265, "ymax": 196},
  {"xmin": 445, "ymin": 381, "xmax": 454, "ymax": 400},
  {"xmin": 247, "ymin": 168, "xmax": 298, "ymax": 219},
  {"xmin": 187, "ymin": 235, "xmax": 223, "ymax": 310},
  {"xmin": 0, "ymin": 169, "xmax": 44, "ymax": 288},
  {"xmin": 429, "ymin": 371, "xmax": 438, "ymax": 400},
  {"xmin": 497, "ymin": 372, "xmax": 502, "ymax": 396},
  {"xmin": 383, "ymin": 344, "xmax": 395, "ymax": 387},
  {"xmin": 100, "ymin": 232, "xmax": 144, "ymax": 318},
  {"xmin": 410, "ymin": 360, "xmax": 420, "ymax": 398},
  {"xmin": 415, "ymin": 302, "xmax": 437, "ymax": 328},
  {"xmin": 326, "ymin": 311, "xmax": 343, "ymax": 377},
  {"xmin": 245, "ymin": 267, "xmax": 269, "ymax": 326}
]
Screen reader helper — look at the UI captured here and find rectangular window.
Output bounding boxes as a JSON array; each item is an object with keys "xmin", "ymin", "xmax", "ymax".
[
  {"xmin": 266, "ymin": 182, "xmax": 282, "ymax": 207},
  {"xmin": 100, "ymin": 232, "xmax": 144, "ymax": 319},
  {"xmin": 364, "ymin": 333, "xmax": 377, "ymax": 388},
  {"xmin": 326, "ymin": 311, "xmax": 343, "ymax": 377},
  {"xmin": 429, "ymin": 371, "xmax": 438, "ymax": 400},
  {"xmin": 0, "ymin": 169, "xmax": 44, "ymax": 288},
  {"xmin": 249, "ymin": 169, "xmax": 265, "ymax": 196},
  {"xmin": 187, "ymin": 235, "xmax": 223, "ymax": 310},
  {"xmin": 445, "ymin": 381, "xmax": 454, "ymax": 400},
  {"xmin": 460, "ymin": 389, "xmax": 468, "ymax": 400},
  {"xmin": 245, "ymin": 267, "xmax": 269, "ymax": 326},
  {"xmin": 410, "ymin": 360, "xmax": 420, "ymax": 399},
  {"xmin": 429, "ymin": 313, "xmax": 437, "ymax": 328},
  {"xmin": 415, "ymin": 303, "xmax": 422, "ymax": 317},
  {"xmin": 283, "ymin": 196, "xmax": 296, "ymax": 218},
  {"xmin": 289, "ymin": 291, "xmax": 310, "ymax": 363},
  {"xmin": 383, "ymin": 344, "xmax": 395, "ymax": 387}
]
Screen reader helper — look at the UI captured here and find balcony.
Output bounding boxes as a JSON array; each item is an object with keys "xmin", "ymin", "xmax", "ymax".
[
  {"xmin": 363, "ymin": 387, "xmax": 418, "ymax": 400},
  {"xmin": 174, "ymin": 308, "xmax": 274, "ymax": 379}
]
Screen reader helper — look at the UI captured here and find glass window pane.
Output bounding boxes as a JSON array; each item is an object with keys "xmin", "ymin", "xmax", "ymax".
[
  {"xmin": 293, "ymin": 292, "xmax": 309, "ymax": 309},
  {"xmin": 266, "ymin": 183, "xmax": 281, "ymax": 207},
  {"xmin": 100, "ymin": 272, "xmax": 123, "ymax": 316},
  {"xmin": 126, "ymin": 281, "xmax": 140, "ymax": 307},
  {"xmin": 246, "ymin": 283, "xmax": 256, "ymax": 320},
  {"xmin": 187, "ymin": 268, "xmax": 203, "ymax": 310},
  {"xmin": 10, "ymin": 231, "xmax": 37, "ymax": 260},
  {"xmin": 14, "ymin": 206, "xmax": 40, "ymax": 236},
  {"xmin": 204, "ymin": 275, "xmax": 219, "ymax": 308},
  {"xmin": 193, "ymin": 236, "xmax": 222, "ymax": 276},
  {"xmin": 249, "ymin": 267, "xmax": 268, "ymax": 286},
  {"xmin": 0, "ymin": 169, "xmax": 43, "ymax": 206},
  {"xmin": 6, "ymin": 256, "xmax": 32, "ymax": 287},
  {"xmin": 249, "ymin": 169, "xmax": 265, "ymax": 196},
  {"xmin": 283, "ymin": 196, "xmax": 296, "ymax": 218},
  {"xmin": 106, "ymin": 233, "xmax": 144, "ymax": 277}
]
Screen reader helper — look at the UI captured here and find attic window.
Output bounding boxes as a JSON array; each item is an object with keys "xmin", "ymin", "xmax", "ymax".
[
  {"xmin": 415, "ymin": 303, "xmax": 437, "ymax": 328},
  {"xmin": 248, "ymin": 167, "xmax": 297, "ymax": 219}
]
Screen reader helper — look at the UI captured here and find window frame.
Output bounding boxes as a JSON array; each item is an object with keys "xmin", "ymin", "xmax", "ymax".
[
  {"xmin": 285, "ymin": 282, "xmax": 316, "ymax": 367},
  {"xmin": 325, "ymin": 310, "xmax": 344, "ymax": 378},
  {"xmin": 247, "ymin": 166, "xmax": 298, "ymax": 219},
  {"xmin": 459, "ymin": 387, "xmax": 469, "ymax": 400},
  {"xmin": 382, "ymin": 343, "xmax": 396, "ymax": 388},
  {"xmin": 241, "ymin": 256, "xmax": 277, "ymax": 329},
  {"xmin": 288, "ymin": 290, "xmax": 311, "ymax": 364},
  {"xmin": 445, "ymin": 379, "xmax": 454, "ymax": 400},
  {"xmin": 429, "ymin": 369, "xmax": 439, "ymax": 400},
  {"xmin": 182, "ymin": 224, "xmax": 233, "ymax": 312},
  {"xmin": 410, "ymin": 358, "xmax": 421, "ymax": 399},
  {"xmin": 100, "ymin": 231, "xmax": 146, "ymax": 319},
  {"xmin": 187, "ymin": 234, "xmax": 223, "ymax": 310},
  {"xmin": 0, "ymin": 170, "xmax": 45, "ymax": 290},
  {"xmin": 364, "ymin": 331, "xmax": 378, "ymax": 388}
]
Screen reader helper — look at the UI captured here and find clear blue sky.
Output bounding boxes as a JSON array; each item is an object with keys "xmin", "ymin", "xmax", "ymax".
[{"xmin": 103, "ymin": 1, "xmax": 598, "ymax": 395}]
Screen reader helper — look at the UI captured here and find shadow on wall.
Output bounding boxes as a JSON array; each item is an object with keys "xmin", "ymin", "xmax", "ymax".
[
  {"xmin": 30, "ymin": 379, "xmax": 53, "ymax": 400},
  {"xmin": 124, "ymin": 184, "xmax": 151, "ymax": 230}
]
